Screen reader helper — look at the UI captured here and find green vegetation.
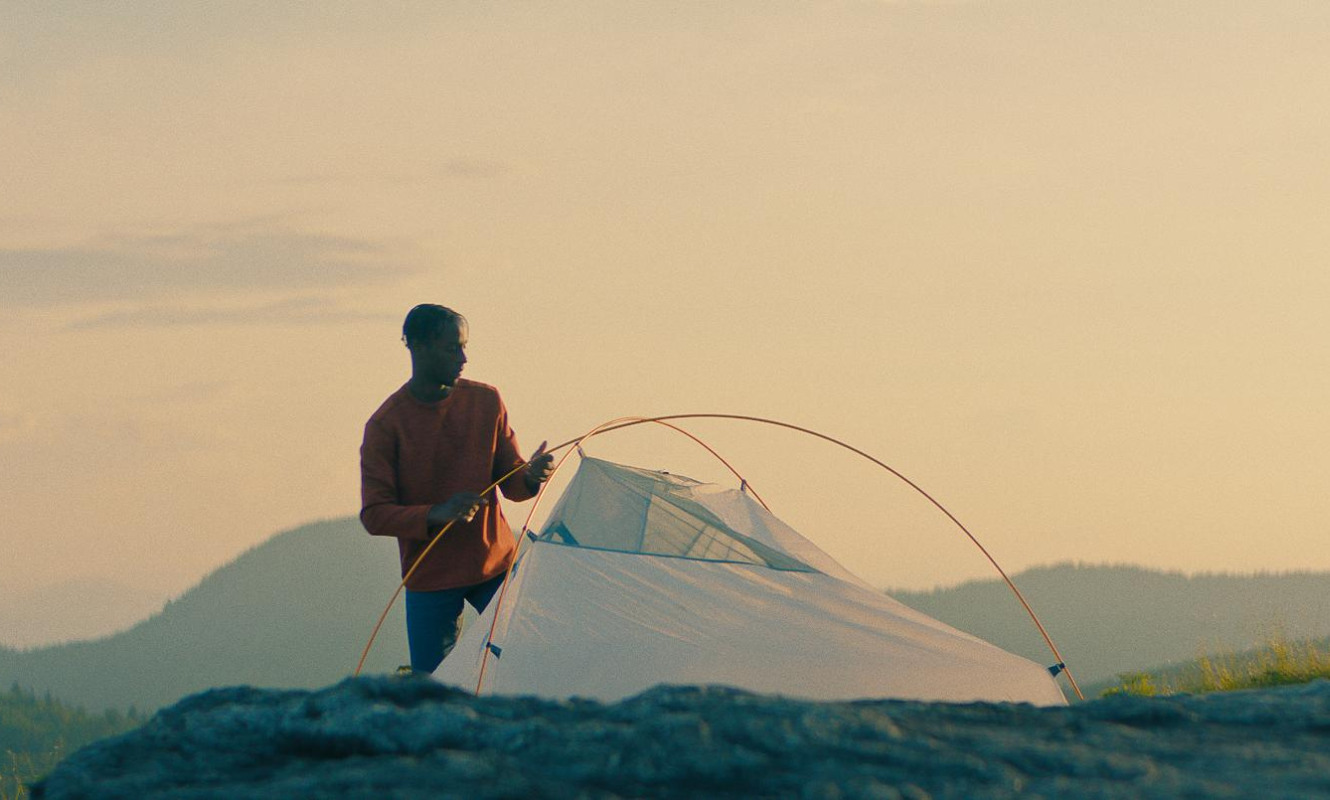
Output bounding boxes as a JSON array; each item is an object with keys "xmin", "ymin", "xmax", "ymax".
[
  {"xmin": 1101, "ymin": 634, "xmax": 1330, "ymax": 697},
  {"xmin": 1, "ymin": 683, "xmax": 141, "ymax": 800}
]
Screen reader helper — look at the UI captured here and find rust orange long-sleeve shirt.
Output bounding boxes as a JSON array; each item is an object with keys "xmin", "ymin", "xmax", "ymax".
[{"xmin": 359, "ymin": 379, "xmax": 537, "ymax": 591}]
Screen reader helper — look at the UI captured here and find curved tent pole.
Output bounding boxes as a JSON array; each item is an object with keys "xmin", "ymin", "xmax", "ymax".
[
  {"xmin": 355, "ymin": 413, "xmax": 1084, "ymax": 702},
  {"xmin": 473, "ymin": 416, "xmax": 772, "ymax": 693},
  {"xmin": 584, "ymin": 414, "xmax": 1085, "ymax": 700},
  {"xmin": 473, "ymin": 416, "xmax": 639, "ymax": 693},
  {"xmin": 355, "ymin": 416, "xmax": 662, "ymax": 679}
]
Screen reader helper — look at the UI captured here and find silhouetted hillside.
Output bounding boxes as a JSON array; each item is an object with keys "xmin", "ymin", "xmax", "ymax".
[
  {"xmin": 0, "ymin": 518, "xmax": 410, "ymax": 712},
  {"xmin": 891, "ymin": 564, "xmax": 1330, "ymax": 685},
  {"xmin": 8, "ymin": 527, "xmax": 1328, "ymax": 714},
  {"xmin": 1, "ymin": 578, "xmax": 163, "ymax": 650}
]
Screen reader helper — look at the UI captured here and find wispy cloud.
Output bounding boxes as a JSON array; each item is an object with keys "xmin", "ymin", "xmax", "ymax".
[
  {"xmin": 125, "ymin": 381, "xmax": 234, "ymax": 404},
  {"xmin": 0, "ymin": 223, "xmax": 415, "ymax": 307},
  {"xmin": 63, "ymin": 295, "xmax": 399, "ymax": 331},
  {"xmin": 0, "ymin": 410, "xmax": 36, "ymax": 444},
  {"xmin": 439, "ymin": 159, "xmax": 507, "ymax": 179},
  {"xmin": 0, "ymin": 404, "xmax": 199, "ymax": 456},
  {"xmin": 271, "ymin": 159, "xmax": 508, "ymax": 187}
]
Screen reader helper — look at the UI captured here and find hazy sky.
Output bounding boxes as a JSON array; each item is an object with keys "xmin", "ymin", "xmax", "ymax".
[{"xmin": 3, "ymin": 2, "xmax": 1329, "ymax": 622}]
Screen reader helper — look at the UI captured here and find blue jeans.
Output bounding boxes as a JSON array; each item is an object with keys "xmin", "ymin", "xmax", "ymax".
[{"xmin": 404, "ymin": 572, "xmax": 507, "ymax": 674}]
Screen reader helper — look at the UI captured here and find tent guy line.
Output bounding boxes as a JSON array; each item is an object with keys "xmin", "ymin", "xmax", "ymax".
[{"xmin": 355, "ymin": 413, "xmax": 1084, "ymax": 701}]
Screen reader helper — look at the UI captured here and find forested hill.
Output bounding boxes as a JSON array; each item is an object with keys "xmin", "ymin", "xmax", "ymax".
[
  {"xmin": 891, "ymin": 564, "xmax": 1330, "ymax": 685},
  {"xmin": 0, "ymin": 518, "xmax": 410, "ymax": 713},
  {"xmin": 6, "ymin": 519, "xmax": 1329, "ymax": 712}
]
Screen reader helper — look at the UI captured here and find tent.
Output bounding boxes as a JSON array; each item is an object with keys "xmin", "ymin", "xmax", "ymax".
[{"xmin": 436, "ymin": 457, "xmax": 1067, "ymax": 706}]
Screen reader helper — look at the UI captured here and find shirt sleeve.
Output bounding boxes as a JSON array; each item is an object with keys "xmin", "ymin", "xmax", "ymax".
[
  {"xmin": 360, "ymin": 418, "xmax": 432, "ymax": 540},
  {"xmin": 493, "ymin": 394, "xmax": 538, "ymax": 503}
]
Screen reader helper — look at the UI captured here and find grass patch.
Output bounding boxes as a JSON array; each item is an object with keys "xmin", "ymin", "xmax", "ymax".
[
  {"xmin": 1, "ymin": 684, "xmax": 142, "ymax": 799},
  {"xmin": 1102, "ymin": 634, "xmax": 1330, "ymax": 697},
  {"xmin": 3, "ymin": 745, "xmax": 65, "ymax": 800}
]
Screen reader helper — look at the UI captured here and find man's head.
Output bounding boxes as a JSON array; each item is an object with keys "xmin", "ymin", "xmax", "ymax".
[
  {"xmin": 403, "ymin": 304, "xmax": 469, "ymax": 387},
  {"xmin": 402, "ymin": 304, "xmax": 467, "ymax": 350}
]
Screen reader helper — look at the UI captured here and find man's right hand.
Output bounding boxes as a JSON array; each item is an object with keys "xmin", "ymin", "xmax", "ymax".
[{"xmin": 428, "ymin": 492, "xmax": 489, "ymax": 527}]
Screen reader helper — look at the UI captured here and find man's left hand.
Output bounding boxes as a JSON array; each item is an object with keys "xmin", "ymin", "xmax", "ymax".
[{"xmin": 524, "ymin": 440, "xmax": 555, "ymax": 493}]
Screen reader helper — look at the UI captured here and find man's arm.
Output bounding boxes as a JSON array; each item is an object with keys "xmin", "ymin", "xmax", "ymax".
[
  {"xmin": 359, "ymin": 419, "xmax": 433, "ymax": 540},
  {"xmin": 491, "ymin": 397, "xmax": 553, "ymax": 501}
]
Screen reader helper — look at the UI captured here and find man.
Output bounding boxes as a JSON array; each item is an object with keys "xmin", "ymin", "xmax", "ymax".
[{"xmin": 360, "ymin": 304, "xmax": 554, "ymax": 673}]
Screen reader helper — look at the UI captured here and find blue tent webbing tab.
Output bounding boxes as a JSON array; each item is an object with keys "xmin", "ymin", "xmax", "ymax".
[{"xmin": 486, "ymin": 643, "xmax": 503, "ymax": 659}]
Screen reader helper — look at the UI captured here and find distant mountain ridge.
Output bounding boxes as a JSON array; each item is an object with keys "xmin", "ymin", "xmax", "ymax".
[
  {"xmin": 1, "ymin": 577, "xmax": 164, "ymax": 650},
  {"xmin": 5, "ymin": 517, "xmax": 1329, "ymax": 712},
  {"xmin": 0, "ymin": 518, "xmax": 410, "ymax": 712},
  {"xmin": 890, "ymin": 563, "xmax": 1330, "ymax": 687}
]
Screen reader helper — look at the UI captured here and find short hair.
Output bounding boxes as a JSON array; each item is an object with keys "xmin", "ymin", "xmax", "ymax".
[{"xmin": 402, "ymin": 304, "xmax": 468, "ymax": 350}]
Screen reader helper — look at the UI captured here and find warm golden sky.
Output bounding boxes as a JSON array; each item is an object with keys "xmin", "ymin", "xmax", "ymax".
[{"xmin": 3, "ymin": 2, "xmax": 1329, "ymax": 609}]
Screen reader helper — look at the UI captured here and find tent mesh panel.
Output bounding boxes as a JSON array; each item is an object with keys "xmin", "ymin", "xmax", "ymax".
[{"xmin": 536, "ymin": 458, "xmax": 813, "ymax": 572}]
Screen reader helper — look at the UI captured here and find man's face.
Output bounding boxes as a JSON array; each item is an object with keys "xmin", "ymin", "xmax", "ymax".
[{"xmin": 417, "ymin": 321, "xmax": 468, "ymax": 386}]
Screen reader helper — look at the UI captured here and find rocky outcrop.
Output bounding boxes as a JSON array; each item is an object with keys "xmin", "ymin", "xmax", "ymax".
[{"xmin": 35, "ymin": 678, "xmax": 1330, "ymax": 798}]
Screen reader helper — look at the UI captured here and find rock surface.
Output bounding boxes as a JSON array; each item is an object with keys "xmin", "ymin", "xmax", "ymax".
[{"xmin": 35, "ymin": 678, "xmax": 1330, "ymax": 798}]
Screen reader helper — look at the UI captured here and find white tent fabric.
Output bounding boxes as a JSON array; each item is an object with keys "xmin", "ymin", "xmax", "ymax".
[{"xmin": 435, "ymin": 457, "xmax": 1067, "ymax": 706}]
